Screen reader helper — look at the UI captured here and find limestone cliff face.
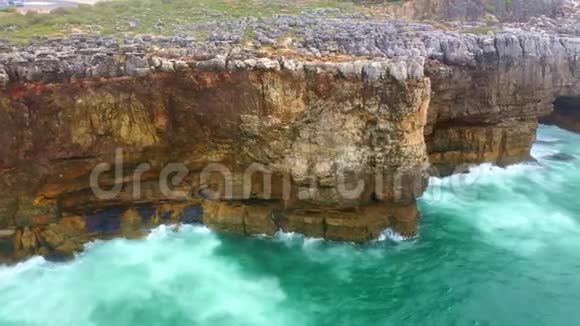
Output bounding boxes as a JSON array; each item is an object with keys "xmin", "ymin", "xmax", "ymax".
[
  {"xmin": 424, "ymin": 32, "xmax": 580, "ymax": 174},
  {"xmin": 0, "ymin": 56, "xmax": 430, "ymax": 261}
]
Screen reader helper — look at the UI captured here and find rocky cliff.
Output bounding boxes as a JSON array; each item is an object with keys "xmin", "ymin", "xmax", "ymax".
[
  {"xmin": 2, "ymin": 6, "xmax": 580, "ymax": 261},
  {"xmin": 0, "ymin": 50, "xmax": 431, "ymax": 261},
  {"xmin": 381, "ymin": 0, "xmax": 569, "ymax": 22}
]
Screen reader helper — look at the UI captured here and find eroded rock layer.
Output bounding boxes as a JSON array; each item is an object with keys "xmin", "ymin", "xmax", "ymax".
[{"xmin": 0, "ymin": 56, "xmax": 430, "ymax": 261}]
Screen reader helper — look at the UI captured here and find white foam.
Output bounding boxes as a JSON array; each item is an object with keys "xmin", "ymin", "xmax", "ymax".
[
  {"xmin": 535, "ymin": 135, "xmax": 561, "ymax": 142},
  {"xmin": 82, "ymin": 239, "xmax": 103, "ymax": 250},
  {"xmin": 377, "ymin": 228, "xmax": 415, "ymax": 243},
  {"xmin": 0, "ymin": 225, "xmax": 297, "ymax": 325},
  {"xmin": 274, "ymin": 230, "xmax": 298, "ymax": 240},
  {"xmin": 0, "ymin": 256, "xmax": 46, "ymax": 282},
  {"xmin": 274, "ymin": 231, "xmax": 324, "ymax": 251},
  {"xmin": 422, "ymin": 125, "xmax": 580, "ymax": 255},
  {"xmin": 531, "ymin": 144, "xmax": 559, "ymax": 158}
]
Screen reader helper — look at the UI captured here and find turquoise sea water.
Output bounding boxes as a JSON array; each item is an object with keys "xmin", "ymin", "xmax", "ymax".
[{"xmin": 1, "ymin": 125, "xmax": 580, "ymax": 326}]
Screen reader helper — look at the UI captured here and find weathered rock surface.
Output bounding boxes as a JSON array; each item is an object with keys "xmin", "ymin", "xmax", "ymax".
[
  {"xmin": 2, "ymin": 3, "xmax": 580, "ymax": 261},
  {"xmin": 0, "ymin": 53, "xmax": 430, "ymax": 261}
]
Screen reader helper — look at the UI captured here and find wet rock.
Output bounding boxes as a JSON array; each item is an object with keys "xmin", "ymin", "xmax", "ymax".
[
  {"xmin": 40, "ymin": 215, "xmax": 86, "ymax": 255},
  {"xmin": 13, "ymin": 227, "xmax": 39, "ymax": 258},
  {"xmin": 245, "ymin": 205, "xmax": 277, "ymax": 235},
  {"xmin": 204, "ymin": 202, "xmax": 246, "ymax": 234},
  {"xmin": 120, "ymin": 209, "xmax": 143, "ymax": 235},
  {"xmin": 85, "ymin": 208, "xmax": 123, "ymax": 233},
  {"xmin": 544, "ymin": 152, "xmax": 576, "ymax": 162},
  {"xmin": 137, "ymin": 205, "xmax": 156, "ymax": 223},
  {"xmin": 44, "ymin": 251, "xmax": 74, "ymax": 262},
  {"xmin": 182, "ymin": 205, "xmax": 203, "ymax": 224},
  {"xmin": 428, "ymin": 120, "xmax": 539, "ymax": 175}
]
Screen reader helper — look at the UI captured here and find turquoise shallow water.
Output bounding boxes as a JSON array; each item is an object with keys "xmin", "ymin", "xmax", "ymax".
[{"xmin": 1, "ymin": 125, "xmax": 580, "ymax": 326}]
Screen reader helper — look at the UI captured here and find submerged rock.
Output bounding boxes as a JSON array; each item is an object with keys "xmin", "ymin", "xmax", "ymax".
[{"xmin": 544, "ymin": 152, "xmax": 576, "ymax": 162}]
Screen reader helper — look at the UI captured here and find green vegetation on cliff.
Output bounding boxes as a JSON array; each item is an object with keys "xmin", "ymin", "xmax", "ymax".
[
  {"xmin": 461, "ymin": 25, "xmax": 497, "ymax": 35},
  {"xmin": 0, "ymin": 0, "xmax": 361, "ymax": 43}
]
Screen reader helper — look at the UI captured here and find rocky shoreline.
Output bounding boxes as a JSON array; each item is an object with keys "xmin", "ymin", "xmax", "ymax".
[{"xmin": 2, "ymin": 2, "xmax": 580, "ymax": 262}]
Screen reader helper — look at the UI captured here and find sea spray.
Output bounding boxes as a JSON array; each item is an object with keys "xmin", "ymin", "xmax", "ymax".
[{"xmin": 0, "ymin": 225, "xmax": 296, "ymax": 326}]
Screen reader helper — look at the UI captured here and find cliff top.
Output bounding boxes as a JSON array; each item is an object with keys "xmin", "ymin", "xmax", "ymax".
[
  {"xmin": 1, "ymin": 0, "xmax": 580, "ymax": 86},
  {"xmin": 0, "ymin": 0, "xmax": 576, "ymax": 44}
]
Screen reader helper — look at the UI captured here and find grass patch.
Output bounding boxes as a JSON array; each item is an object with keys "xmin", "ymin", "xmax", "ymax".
[
  {"xmin": 461, "ymin": 25, "xmax": 497, "ymax": 35},
  {"xmin": 0, "ymin": 0, "xmax": 363, "ymax": 44}
]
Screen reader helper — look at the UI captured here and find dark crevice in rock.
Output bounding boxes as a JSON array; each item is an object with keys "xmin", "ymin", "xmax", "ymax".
[
  {"xmin": 49, "ymin": 155, "xmax": 97, "ymax": 162},
  {"xmin": 541, "ymin": 95, "xmax": 580, "ymax": 133}
]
